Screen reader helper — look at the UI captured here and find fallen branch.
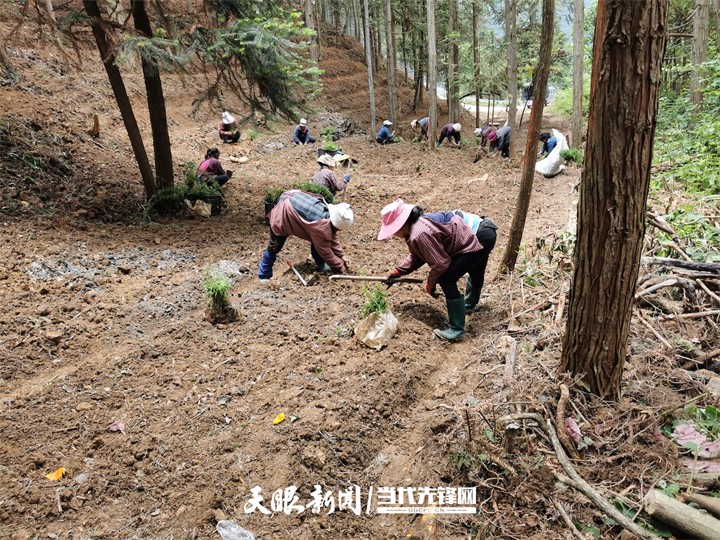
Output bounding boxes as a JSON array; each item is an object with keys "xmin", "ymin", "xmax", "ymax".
[
  {"xmin": 659, "ymin": 240, "xmax": 692, "ymax": 262},
  {"xmin": 634, "ymin": 310, "xmax": 672, "ymax": 349},
  {"xmin": 556, "ymin": 384, "xmax": 580, "ymax": 460},
  {"xmin": 552, "ymin": 499, "xmax": 586, "ymax": 540},
  {"xmin": 644, "ymin": 489, "xmax": 720, "ymax": 539},
  {"xmin": 682, "ymin": 348, "xmax": 720, "ymax": 371},
  {"xmin": 642, "ymin": 257, "xmax": 720, "ymax": 274},
  {"xmin": 497, "ymin": 413, "xmax": 659, "ymax": 540},
  {"xmin": 663, "ymin": 309, "xmax": 720, "ymax": 320},
  {"xmin": 696, "ymin": 279, "xmax": 720, "ymax": 306},
  {"xmin": 680, "ymin": 493, "xmax": 720, "ymax": 518},
  {"xmin": 646, "ymin": 212, "xmax": 679, "ymax": 240}
]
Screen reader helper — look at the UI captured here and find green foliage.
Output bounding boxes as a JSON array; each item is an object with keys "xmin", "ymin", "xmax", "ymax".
[
  {"xmin": 244, "ymin": 128, "xmax": 259, "ymax": 141},
  {"xmin": 264, "ymin": 186, "xmax": 285, "ymax": 204},
  {"xmin": 194, "ymin": 8, "xmax": 320, "ymax": 120},
  {"xmin": 202, "ymin": 269, "xmax": 232, "ymax": 310},
  {"xmin": 294, "ymin": 181, "xmax": 335, "ymax": 203},
  {"xmin": 560, "ymin": 147, "xmax": 583, "ymax": 165},
  {"xmin": 610, "ymin": 498, "xmax": 674, "ymax": 537},
  {"xmin": 360, "ymin": 285, "xmax": 389, "ymax": 318},
  {"xmin": 320, "ymin": 126, "xmax": 336, "ymax": 141},
  {"xmin": 654, "ymin": 208, "xmax": 720, "ymax": 263},
  {"xmin": 265, "ymin": 180, "xmax": 335, "ymax": 205},
  {"xmin": 143, "ymin": 169, "xmax": 222, "ymax": 221},
  {"xmin": 116, "ymin": 36, "xmax": 188, "ymax": 71},
  {"xmin": 549, "ymin": 75, "xmax": 591, "ymax": 118},
  {"xmin": 321, "ymin": 141, "xmax": 338, "ymax": 151}
]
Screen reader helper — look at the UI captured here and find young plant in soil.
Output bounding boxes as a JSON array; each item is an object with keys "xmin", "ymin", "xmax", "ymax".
[
  {"xmin": 360, "ymin": 285, "xmax": 389, "ymax": 318},
  {"xmin": 202, "ymin": 269, "xmax": 239, "ymax": 324}
]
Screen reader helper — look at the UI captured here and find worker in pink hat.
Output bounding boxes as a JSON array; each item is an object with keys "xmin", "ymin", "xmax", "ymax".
[{"xmin": 377, "ymin": 199, "xmax": 488, "ymax": 342}]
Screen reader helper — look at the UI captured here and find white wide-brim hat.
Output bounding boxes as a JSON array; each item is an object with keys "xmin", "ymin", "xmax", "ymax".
[
  {"xmin": 222, "ymin": 111, "xmax": 235, "ymax": 124},
  {"xmin": 452, "ymin": 123, "xmax": 461, "ymax": 132}
]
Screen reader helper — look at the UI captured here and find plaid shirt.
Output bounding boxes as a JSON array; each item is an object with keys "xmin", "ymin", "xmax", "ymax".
[
  {"xmin": 270, "ymin": 191, "xmax": 346, "ymax": 270},
  {"xmin": 395, "ymin": 212, "xmax": 481, "ymax": 286}
]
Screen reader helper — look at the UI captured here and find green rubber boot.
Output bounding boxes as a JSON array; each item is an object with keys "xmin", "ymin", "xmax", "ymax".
[
  {"xmin": 464, "ymin": 276, "xmax": 481, "ymax": 313},
  {"xmin": 434, "ymin": 298, "xmax": 466, "ymax": 342}
]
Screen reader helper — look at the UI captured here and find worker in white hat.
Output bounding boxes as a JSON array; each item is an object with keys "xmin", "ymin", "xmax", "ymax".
[
  {"xmin": 437, "ymin": 122, "xmax": 462, "ymax": 147},
  {"xmin": 376, "ymin": 120, "xmax": 398, "ymax": 145},
  {"xmin": 258, "ymin": 190, "xmax": 354, "ymax": 281},
  {"xmin": 411, "ymin": 117, "xmax": 430, "ymax": 140},
  {"xmin": 219, "ymin": 111, "xmax": 240, "ymax": 144},
  {"xmin": 293, "ymin": 118, "xmax": 316, "ymax": 145}
]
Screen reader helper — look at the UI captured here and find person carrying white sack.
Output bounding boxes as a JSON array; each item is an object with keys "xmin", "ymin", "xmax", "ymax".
[{"xmin": 535, "ymin": 128, "xmax": 569, "ymax": 178}]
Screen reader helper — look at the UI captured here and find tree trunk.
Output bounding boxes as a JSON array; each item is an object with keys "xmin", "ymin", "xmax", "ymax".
[
  {"xmin": 714, "ymin": 0, "xmax": 720, "ymax": 54},
  {"xmin": 473, "ymin": 0, "xmax": 480, "ymax": 128},
  {"xmin": 427, "ymin": 0, "xmax": 437, "ymax": 149},
  {"xmin": 505, "ymin": 0, "xmax": 518, "ymax": 156},
  {"xmin": 571, "ymin": 0, "xmax": 584, "ymax": 147},
  {"xmin": 363, "ymin": 0, "xmax": 376, "ymax": 138},
  {"xmin": 448, "ymin": 0, "xmax": 460, "ymax": 123},
  {"xmin": 691, "ymin": 0, "xmax": 709, "ymax": 111},
  {"xmin": 305, "ymin": 0, "xmax": 319, "ymax": 65},
  {"xmin": 131, "ymin": 0, "xmax": 174, "ymax": 191},
  {"xmin": 499, "ymin": 0, "xmax": 553, "ymax": 273},
  {"xmin": 559, "ymin": 0, "xmax": 669, "ymax": 400},
  {"xmin": 82, "ymin": 0, "xmax": 155, "ymax": 198},
  {"xmin": 384, "ymin": 0, "xmax": 397, "ymax": 123}
]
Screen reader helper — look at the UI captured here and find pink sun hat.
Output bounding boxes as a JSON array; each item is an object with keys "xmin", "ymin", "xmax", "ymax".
[{"xmin": 377, "ymin": 198, "xmax": 415, "ymax": 240}]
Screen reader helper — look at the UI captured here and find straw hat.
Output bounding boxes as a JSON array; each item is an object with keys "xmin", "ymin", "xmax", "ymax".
[
  {"xmin": 222, "ymin": 111, "xmax": 235, "ymax": 124},
  {"xmin": 317, "ymin": 154, "xmax": 336, "ymax": 168}
]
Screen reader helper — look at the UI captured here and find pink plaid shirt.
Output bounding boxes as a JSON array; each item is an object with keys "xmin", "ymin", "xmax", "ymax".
[{"xmin": 396, "ymin": 215, "xmax": 481, "ymax": 285}]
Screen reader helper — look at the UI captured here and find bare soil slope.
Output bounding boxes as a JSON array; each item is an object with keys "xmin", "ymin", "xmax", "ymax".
[{"xmin": 0, "ymin": 25, "xmax": 708, "ymax": 540}]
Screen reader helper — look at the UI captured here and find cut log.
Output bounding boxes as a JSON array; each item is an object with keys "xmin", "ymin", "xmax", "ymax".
[{"xmin": 644, "ymin": 489, "xmax": 720, "ymax": 540}]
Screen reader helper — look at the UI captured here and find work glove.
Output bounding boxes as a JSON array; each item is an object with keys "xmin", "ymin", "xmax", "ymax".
[
  {"xmin": 425, "ymin": 281, "xmax": 439, "ymax": 298},
  {"xmin": 385, "ymin": 268, "xmax": 401, "ymax": 288}
]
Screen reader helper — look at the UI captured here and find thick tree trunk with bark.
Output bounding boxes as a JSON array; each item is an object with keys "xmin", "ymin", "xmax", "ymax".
[
  {"xmin": 691, "ymin": 0, "xmax": 709, "ymax": 110},
  {"xmin": 499, "ymin": 0, "xmax": 553, "ymax": 272},
  {"xmin": 384, "ymin": 0, "xmax": 397, "ymax": 123},
  {"xmin": 82, "ymin": 0, "xmax": 155, "ymax": 198},
  {"xmin": 505, "ymin": 0, "xmax": 518, "ymax": 155},
  {"xmin": 131, "ymin": 0, "xmax": 174, "ymax": 190},
  {"xmin": 560, "ymin": 0, "xmax": 669, "ymax": 399},
  {"xmin": 427, "ymin": 0, "xmax": 437, "ymax": 150},
  {"xmin": 571, "ymin": 0, "xmax": 584, "ymax": 146}
]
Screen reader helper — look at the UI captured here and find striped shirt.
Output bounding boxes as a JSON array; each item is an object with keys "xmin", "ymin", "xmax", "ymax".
[
  {"xmin": 270, "ymin": 191, "xmax": 346, "ymax": 270},
  {"xmin": 395, "ymin": 213, "xmax": 481, "ymax": 285}
]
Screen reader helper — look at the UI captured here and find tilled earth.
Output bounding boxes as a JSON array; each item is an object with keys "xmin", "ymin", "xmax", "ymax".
[{"xmin": 4, "ymin": 25, "xmax": 689, "ymax": 540}]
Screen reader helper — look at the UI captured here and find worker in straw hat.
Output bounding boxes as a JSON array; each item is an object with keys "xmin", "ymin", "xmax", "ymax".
[
  {"xmin": 376, "ymin": 120, "xmax": 398, "ymax": 145},
  {"xmin": 437, "ymin": 122, "xmax": 462, "ymax": 147},
  {"xmin": 313, "ymin": 154, "xmax": 350, "ymax": 197},
  {"xmin": 293, "ymin": 118, "xmax": 316, "ymax": 145},
  {"xmin": 219, "ymin": 111, "xmax": 240, "ymax": 144},
  {"xmin": 377, "ymin": 198, "xmax": 493, "ymax": 342},
  {"xmin": 257, "ymin": 190, "xmax": 354, "ymax": 282}
]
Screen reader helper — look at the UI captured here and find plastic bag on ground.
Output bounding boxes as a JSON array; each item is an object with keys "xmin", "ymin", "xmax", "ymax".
[
  {"xmin": 186, "ymin": 198, "xmax": 212, "ymax": 218},
  {"xmin": 216, "ymin": 520, "xmax": 256, "ymax": 540},
  {"xmin": 535, "ymin": 128, "xmax": 569, "ymax": 178},
  {"xmin": 354, "ymin": 310, "xmax": 399, "ymax": 350}
]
